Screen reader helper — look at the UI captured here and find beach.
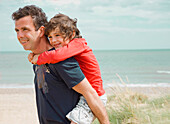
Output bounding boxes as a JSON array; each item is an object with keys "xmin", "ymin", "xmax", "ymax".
[
  {"xmin": 0, "ymin": 88, "xmax": 39, "ymax": 124},
  {"xmin": 0, "ymin": 87, "xmax": 170, "ymax": 124}
]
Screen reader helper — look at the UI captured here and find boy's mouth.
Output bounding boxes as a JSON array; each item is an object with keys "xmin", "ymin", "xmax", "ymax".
[{"xmin": 53, "ymin": 43, "xmax": 61, "ymax": 48}]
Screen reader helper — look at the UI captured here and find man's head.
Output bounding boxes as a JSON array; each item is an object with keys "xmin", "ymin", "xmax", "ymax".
[
  {"xmin": 45, "ymin": 13, "xmax": 82, "ymax": 49},
  {"xmin": 12, "ymin": 5, "xmax": 48, "ymax": 51},
  {"xmin": 12, "ymin": 5, "xmax": 47, "ymax": 31}
]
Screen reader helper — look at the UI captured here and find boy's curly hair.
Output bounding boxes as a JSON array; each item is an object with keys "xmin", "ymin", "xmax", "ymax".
[{"xmin": 45, "ymin": 13, "xmax": 82, "ymax": 40}]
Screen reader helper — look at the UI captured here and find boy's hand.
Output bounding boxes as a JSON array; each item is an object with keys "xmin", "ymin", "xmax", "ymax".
[
  {"xmin": 28, "ymin": 53, "xmax": 34, "ymax": 62},
  {"xmin": 31, "ymin": 54, "xmax": 40, "ymax": 65}
]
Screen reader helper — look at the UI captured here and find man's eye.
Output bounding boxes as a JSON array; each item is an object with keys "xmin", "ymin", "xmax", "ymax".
[{"xmin": 15, "ymin": 29, "xmax": 19, "ymax": 32}]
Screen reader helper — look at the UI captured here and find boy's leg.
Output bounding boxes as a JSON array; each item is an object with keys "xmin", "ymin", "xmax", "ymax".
[
  {"xmin": 66, "ymin": 94, "xmax": 107, "ymax": 124},
  {"xmin": 71, "ymin": 121, "xmax": 78, "ymax": 124},
  {"xmin": 99, "ymin": 93, "xmax": 107, "ymax": 106},
  {"xmin": 66, "ymin": 96, "xmax": 94, "ymax": 124}
]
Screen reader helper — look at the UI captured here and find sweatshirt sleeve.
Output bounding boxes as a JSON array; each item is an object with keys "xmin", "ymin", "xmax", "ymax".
[{"xmin": 37, "ymin": 39, "xmax": 86, "ymax": 65}]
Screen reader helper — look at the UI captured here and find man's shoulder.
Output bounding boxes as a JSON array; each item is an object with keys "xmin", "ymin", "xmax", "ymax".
[
  {"xmin": 48, "ymin": 57, "xmax": 79, "ymax": 71},
  {"xmin": 52, "ymin": 57, "xmax": 77, "ymax": 66}
]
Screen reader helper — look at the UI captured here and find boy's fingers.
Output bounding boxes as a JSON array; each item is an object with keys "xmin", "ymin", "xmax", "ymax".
[
  {"xmin": 31, "ymin": 59, "xmax": 37, "ymax": 65},
  {"xmin": 28, "ymin": 53, "xmax": 34, "ymax": 62},
  {"xmin": 31, "ymin": 60, "xmax": 35, "ymax": 64}
]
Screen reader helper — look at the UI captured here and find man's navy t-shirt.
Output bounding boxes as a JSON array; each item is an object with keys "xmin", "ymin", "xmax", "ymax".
[{"xmin": 33, "ymin": 57, "xmax": 85, "ymax": 124}]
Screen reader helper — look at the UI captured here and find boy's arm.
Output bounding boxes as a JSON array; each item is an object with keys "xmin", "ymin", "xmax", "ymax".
[
  {"xmin": 37, "ymin": 39, "xmax": 86, "ymax": 65},
  {"xmin": 72, "ymin": 78, "xmax": 110, "ymax": 124}
]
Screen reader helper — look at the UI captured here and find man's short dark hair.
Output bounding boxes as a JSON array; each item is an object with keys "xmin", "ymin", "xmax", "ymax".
[{"xmin": 12, "ymin": 5, "xmax": 48, "ymax": 31}]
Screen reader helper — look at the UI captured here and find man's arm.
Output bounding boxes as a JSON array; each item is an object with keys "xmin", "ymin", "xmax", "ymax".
[
  {"xmin": 54, "ymin": 58, "xmax": 109, "ymax": 123},
  {"xmin": 72, "ymin": 78, "xmax": 110, "ymax": 124}
]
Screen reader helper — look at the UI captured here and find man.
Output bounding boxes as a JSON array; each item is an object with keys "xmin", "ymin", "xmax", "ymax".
[{"xmin": 12, "ymin": 5, "xmax": 110, "ymax": 124}]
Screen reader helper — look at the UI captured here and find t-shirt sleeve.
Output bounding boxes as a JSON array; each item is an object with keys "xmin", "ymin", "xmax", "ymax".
[
  {"xmin": 37, "ymin": 39, "xmax": 86, "ymax": 65},
  {"xmin": 54, "ymin": 57, "xmax": 85, "ymax": 89}
]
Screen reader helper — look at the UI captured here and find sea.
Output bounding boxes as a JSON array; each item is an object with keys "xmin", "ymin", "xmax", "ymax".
[{"xmin": 0, "ymin": 49, "xmax": 170, "ymax": 88}]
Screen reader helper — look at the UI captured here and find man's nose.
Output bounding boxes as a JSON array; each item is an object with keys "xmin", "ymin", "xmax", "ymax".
[{"xmin": 17, "ymin": 31, "xmax": 24, "ymax": 39}]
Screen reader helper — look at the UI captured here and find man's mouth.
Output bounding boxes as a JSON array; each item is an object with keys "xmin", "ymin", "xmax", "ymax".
[
  {"xmin": 21, "ymin": 40, "xmax": 28, "ymax": 44},
  {"xmin": 19, "ymin": 38, "xmax": 29, "ymax": 45}
]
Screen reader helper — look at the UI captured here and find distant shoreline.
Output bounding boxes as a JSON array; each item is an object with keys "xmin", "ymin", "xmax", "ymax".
[{"xmin": 0, "ymin": 82, "xmax": 170, "ymax": 89}]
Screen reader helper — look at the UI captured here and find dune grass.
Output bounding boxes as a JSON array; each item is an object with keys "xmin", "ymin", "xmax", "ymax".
[
  {"xmin": 93, "ymin": 88, "xmax": 170, "ymax": 124},
  {"xmin": 93, "ymin": 74, "xmax": 170, "ymax": 124}
]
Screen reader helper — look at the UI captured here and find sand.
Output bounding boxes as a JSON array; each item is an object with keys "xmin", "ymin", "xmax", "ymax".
[
  {"xmin": 0, "ymin": 88, "xmax": 39, "ymax": 124},
  {"xmin": 0, "ymin": 87, "xmax": 170, "ymax": 124}
]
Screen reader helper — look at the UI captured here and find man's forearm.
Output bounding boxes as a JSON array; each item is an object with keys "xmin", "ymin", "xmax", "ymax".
[
  {"xmin": 83, "ymin": 90, "xmax": 110, "ymax": 124},
  {"xmin": 72, "ymin": 78, "xmax": 110, "ymax": 124}
]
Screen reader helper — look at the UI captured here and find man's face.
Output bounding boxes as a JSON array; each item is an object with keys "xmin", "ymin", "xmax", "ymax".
[{"xmin": 15, "ymin": 16, "xmax": 41, "ymax": 51}]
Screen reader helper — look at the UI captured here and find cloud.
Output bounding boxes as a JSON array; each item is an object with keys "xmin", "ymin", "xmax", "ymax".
[
  {"xmin": 22, "ymin": 0, "xmax": 42, "ymax": 2},
  {"xmin": 46, "ymin": 0, "xmax": 80, "ymax": 5},
  {"xmin": 90, "ymin": 0, "xmax": 170, "ymax": 24},
  {"xmin": 82, "ymin": 22, "xmax": 170, "ymax": 33},
  {"xmin": 92, "ymin": 6, "xmax": 153, "ymax": 17},
  {"xmin": 104, "ymin": 27, "xmax": 170, "ymax": 33}
]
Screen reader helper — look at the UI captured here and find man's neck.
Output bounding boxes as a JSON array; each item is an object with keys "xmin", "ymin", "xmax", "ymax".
[{"xmin": 32, "ymin": 36, "xmax": 53, "ymax": 54}]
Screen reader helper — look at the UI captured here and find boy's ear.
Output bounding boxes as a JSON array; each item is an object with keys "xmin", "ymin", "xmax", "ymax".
[
  {"xmin": 39, "ymin": 26, "xmax": 45, "ymax": 37},
  {"xmin": 71, "ymin": 31, "xmax": 76, "ymax": 39}
]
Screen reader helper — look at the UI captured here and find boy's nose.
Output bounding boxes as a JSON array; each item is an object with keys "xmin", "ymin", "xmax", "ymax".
[{"xmin": 51, "ymin": 38, "xmax": 58, "ymax": 43}]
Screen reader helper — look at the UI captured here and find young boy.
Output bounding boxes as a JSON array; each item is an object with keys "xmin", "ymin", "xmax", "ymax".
[{"xmin": 29, "ymin": 13, "xmax": 107, "ymax": 124}]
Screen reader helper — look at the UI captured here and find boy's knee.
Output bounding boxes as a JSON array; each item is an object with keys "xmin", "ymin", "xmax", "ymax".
[{"xmin": 71, "ymin": 121, "xmax": 77, "ymax": 124}]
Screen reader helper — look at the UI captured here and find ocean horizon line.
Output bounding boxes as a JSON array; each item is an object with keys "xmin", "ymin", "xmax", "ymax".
[{"xmin": 0, "ymin": 48, "xmax": 170, "ymax": 53}]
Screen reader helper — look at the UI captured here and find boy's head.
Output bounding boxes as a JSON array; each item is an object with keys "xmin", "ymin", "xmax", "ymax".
[{"xmin": 45, "ymin": 13, "xmax": 82, "ymax": 48}]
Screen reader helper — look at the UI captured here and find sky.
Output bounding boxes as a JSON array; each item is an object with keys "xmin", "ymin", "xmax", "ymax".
[{"xmin": 0, "ymin": 0, "xmax": 170, "ymax": 51}]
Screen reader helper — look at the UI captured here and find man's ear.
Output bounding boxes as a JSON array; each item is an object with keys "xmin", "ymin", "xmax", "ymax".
[{"xmin": 39, "ymin": 26, "xmax": 45, "ymax": 37}]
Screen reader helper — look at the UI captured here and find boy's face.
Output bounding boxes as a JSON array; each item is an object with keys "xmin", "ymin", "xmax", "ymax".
[
  {"xmin": 48, "ymin": 28, "xmax": 69, "ymax": 49},
  {"xmin": 14, "ymin": 16, "xmax": 41, "ymax": 51}
]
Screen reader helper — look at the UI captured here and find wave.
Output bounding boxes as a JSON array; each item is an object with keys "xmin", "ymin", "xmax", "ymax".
[
  {"xmin": 106, "ymin": 83, "xmax": 170, "ymax": 88},
  {"xmin": 157, "ymin": 70, "xmax": 170, "ymax": 74},
  {"xmin": 0, "ymin": 83, "xmax": 33, "ymax": 88}
]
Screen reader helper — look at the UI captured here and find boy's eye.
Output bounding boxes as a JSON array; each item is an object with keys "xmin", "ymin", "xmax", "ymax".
[
  {"xmin": 55, "ymin": 35, "xmax": 60, "ymax": 37},
  {"xmin": 23, "ymin": 28, "xmax": 28, "ymax": 31},
  {"xmin": 48, "ymin": 36, "xmax": 52, "ymax": 38}
]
